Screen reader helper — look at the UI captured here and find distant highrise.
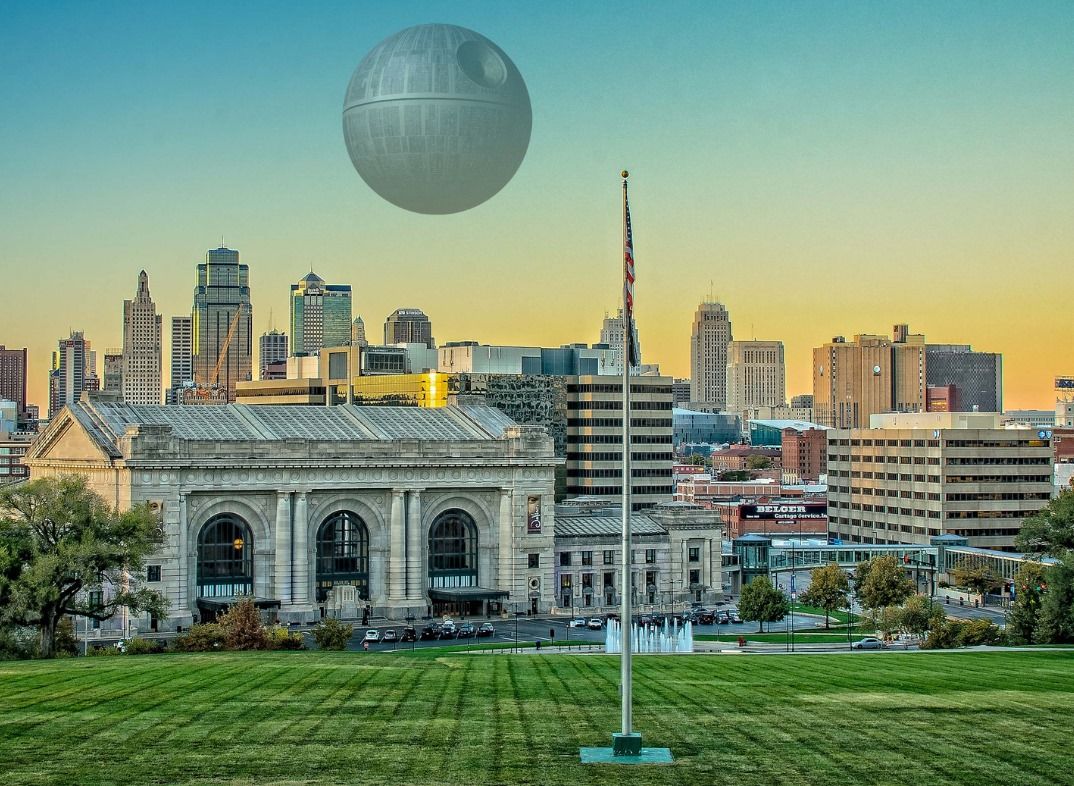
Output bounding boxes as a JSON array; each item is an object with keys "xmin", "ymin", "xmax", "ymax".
[
  {"xmin": 289, "ymin": 272, "xmax": 352, "ymax": 355},
  {"xmin": 0, "ymin": 345, "xmax": 28, "ymax": 416},
  {"xmin": 690, "ymin": 302, "xmax": 732, "ymax": 409},
  {"xmin": 351, "ymin": 316, "xmax": 368, "ymax": 347},
  {"xmin": 598, "ymin": 309, "xmax": 642, "ymax": 373},
  {"xmin": 191, "ymin": 247, "xmax": 252, "ymax": 403},
  {"xmin": 725, "ymin": 340, "xmax": 785, "ymax": 416},
  {"xmin": 1057, "ymin": 377, "xmax": 1074, "ymax": 428},
  {"xmin": 259, "ymin": 330, "xmax": 289, "ymax": 379},
  {"xmin": 384, "ymin": 308, "xmax": 434, "ymax": 348},
  {"xmin": 167, "ymin": 316, "xmax": 193, "ymax": 404},
  {"xmin": 121, "ymin": 270, "xmax": 163, "ymax": 404},
  {"xmin": 925, "ymin": 345, "xmax": 1002, "ymax": 413},
  {"xmin": 103, "ymin": 351, "xmax": 123, "ymax": 395},
  {"xmin": 49, "ymin": 331, "xmax": 96, "ymax": 417},
  {"xmin": 672, "ymin": 378, "xmax": 691, "ymax": 407}
]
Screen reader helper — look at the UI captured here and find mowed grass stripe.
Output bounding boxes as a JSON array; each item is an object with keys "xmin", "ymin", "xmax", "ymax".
[{"xmin": 1, "ymin": 652, "xmax": 1072, "ymax": 786}]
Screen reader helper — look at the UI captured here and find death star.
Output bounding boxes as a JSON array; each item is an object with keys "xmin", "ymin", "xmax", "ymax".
[{"xmin": 342, "ymin": 23, "xmax": 532, "ymax": 214}]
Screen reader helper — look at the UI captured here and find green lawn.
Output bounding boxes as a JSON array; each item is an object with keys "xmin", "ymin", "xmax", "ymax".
[
  {"xmin": 1, "ymin": 650, "xmax": 1072, "ymax": 785},
  {"xmin": 696, "ymin": 632, "xmax": 852, "ymax": 644}
]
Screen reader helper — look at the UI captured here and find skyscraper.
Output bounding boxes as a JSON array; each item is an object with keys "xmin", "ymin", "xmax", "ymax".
[
  {"xmin": 191, "ymin": 247, "xmax": 252, "ymax": 403},
  {"xmin": 384, "ymin": 308, "xmax": 434, "ymax": 348},
  {"xmin": 289, "ymin": 272, "xmax": 353, "ymax": 355},
  {"xmin": 168, "ymin": 316, "xmax": 193, "ymax": 404},
  {"xmin": 259, "ymin": 330, "xmax": 289, "ymax": 379},
  {"xmin": 103, "ymin": 350, "xmax": 123, "ymax": 395},
  {"xmin": 690, "ymin": 301, "xmax": 732, "ymax": 409},
  {"xmin": 49, "ymin": 331, "xmax": 96, "ymax": 417},
  {"xmin": 351, "ymin": 316, "xmax": 368, "ymax": 347},
  {"xmin": 725, "ymin": 340, "xmax": 785, "ymax": 416},
  {"xmin": 597, "ymin": 308, "xmax": 642, "ymax": 373},
  {"xmin": 925, "ymin": 345, "xmax": 1002, "ymax": 413},
  {"xmin": 121, "ymin": 270, "xmax": 163, "ymax": 404},
  {"xmin": 0, "ymin": 345, "xmax": 28, "ymax": 416}
]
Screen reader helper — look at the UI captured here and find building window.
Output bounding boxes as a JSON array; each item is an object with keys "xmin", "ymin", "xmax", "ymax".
[
  {"xmin": 581, "ymin": 551, "xmax": 593, "ymax": 566},
  {"xmin": 528, "ymin": 553, "xmax": 540, "ymax": 569},
  {"xmin": 688, "ymin": 547, "xmax": 700, "ymax": 563},
  {"xmin": 560, "ymin": 552, "xmax": 572, "ymax": 567},
  {"xmin": 316, "ymin": 511, "xmax": 369, "ymax": 603},
  {"xmin": 603, "ymin": 550, "xmax": 614, "ymax": 565},
  {"xmin": 689, "ymin": 569, "xmax": 701, "ymax": 586},
  {"xmin": 645, "ymin": 549, "xmax": 656, "ymax": 564},
  {"xmin": 197, "ymin": 514, "xmax": 253, "ymax": 598},
  {"xmin": 428, "ymin": 509, "xmax": 478, "ymax": 588},
  {"xmin": 146, "ymin": 565, "xmax": 161, "ymax": 583}
]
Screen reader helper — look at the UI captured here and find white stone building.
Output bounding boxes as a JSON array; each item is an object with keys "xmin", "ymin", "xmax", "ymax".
[{"xmin": 25, "ymin": 398, "xmax": 560, "ymax": 630}]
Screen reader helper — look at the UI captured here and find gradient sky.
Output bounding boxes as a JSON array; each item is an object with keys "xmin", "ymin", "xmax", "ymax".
[{"xmin": 2, "ymin": 1, "xmax": 1072, "ymax": 412}]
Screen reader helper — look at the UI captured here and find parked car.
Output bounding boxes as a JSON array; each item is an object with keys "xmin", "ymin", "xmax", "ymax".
[
  {"xmin": 420, "ymin": 624, "xmax": 440, "ymax": 641},
  {"xmin": 477, "ymin": 622, "xmax": 495, "ymax": 637},
  {"xmin": 728, "ymin": 610, "xmax": 743, "ymax": 624},
  {"xmin": 852, "ymin": 637, "xmax": 885, "ymax": 650},
  {"xmin": 400, "ymin": 626, "xmax": 417, "ymax": 642},
  {"xmin": 439, "ymin": 624, "xmax": 458, "ymax": 640},
  {"xmin": 381, "ymin": 629, "xmax": 398, "ymax": 643},
  {"xmin": 568, "ymin": 618, "xmax": 587, "ymax": 628},
  {"xmin": 363, "ymin": 629, "xmax": 380, "ymax": 643},
  {"xmin": 697, "ymin": 611, "xmax": 715, "ymax": 625},
  {"xmin": 717, "ymin": 612, "xmax": 731, "ymax": 625},
  {"xmin": 458, "ymin": 623, "xmax": 476, "ymax": 638},
  {"xmin": 587, "ymin": 618, "xmax": 604, "ymax": 630}
]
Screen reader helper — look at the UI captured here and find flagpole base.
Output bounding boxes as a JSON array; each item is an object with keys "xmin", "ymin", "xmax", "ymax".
[
  {"xmin": 613, "ymin": 733, "xmax": 643, "ymax": 756},
  {"xmin": 580, "ymin": 734, "xmax": 673, "ymax": 764}
]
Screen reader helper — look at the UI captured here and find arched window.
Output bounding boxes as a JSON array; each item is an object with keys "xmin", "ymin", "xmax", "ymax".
[
  {"xmin": 197, "ymin": 514, "xmax": 253, "ymax": 598},
  {"xmin": 428, "ymin": 510, "xmax": 478, "ymax": 588},
  {"xmin": 316, "ymin": 511, "xmax": 369, "ymax": 603}
]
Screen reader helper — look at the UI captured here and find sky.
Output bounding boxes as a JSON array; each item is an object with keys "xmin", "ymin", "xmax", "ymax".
[{"xmin": 1, "ymin": 1, "xmax": 1072, "ymax": 412}]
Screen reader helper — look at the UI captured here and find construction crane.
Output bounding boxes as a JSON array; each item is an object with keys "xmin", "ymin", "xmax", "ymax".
[{"xmin": 183, "ymin": 304, "xmax": 246, "ymax": 405}]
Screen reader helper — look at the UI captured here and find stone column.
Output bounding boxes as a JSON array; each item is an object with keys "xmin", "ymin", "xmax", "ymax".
[
  {"xmin": 274, "ymin": 492, "xmax": 292, "ymax": 606},
  {"xmin": 292, "ymin": 491, "xmax": 310, "ymax": 605},
  {"xmin": 178, "ymin": 494, "xmax": 190, "ymax": 619},
  {"xmin": 389, "ymin": 490, "xmax": 405, "ymax": 600},
  {"xmin": 498, "ymin": 489, "xmax": 514, "ymax": 600},
  {"xmin": 405, "ymin": 489, "xmax": 422, "ymax": 601}
]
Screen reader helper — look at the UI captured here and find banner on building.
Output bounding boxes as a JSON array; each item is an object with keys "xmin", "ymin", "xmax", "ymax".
[
  {"xmin": 527, "ymin": 496, "xmax": 542, "ymax": 534},
  {"xmin": 742, "ymin": 502, "xmax": 827, "ymax": 520}
]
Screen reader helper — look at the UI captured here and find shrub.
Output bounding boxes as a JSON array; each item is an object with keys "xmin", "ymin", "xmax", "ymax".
[
  {"xmin": 956, "ymin": 618, "xmax": 1001, "ymax": 647},
  {"xmin": 173, "ymin": 623, "xmax": 226, "ymax": 652},
  {"xmin": 88, "ymin": 644, "xmax": 122, "ymax": 656},
  {"xmin": 123, "ymin": 637, "xmax": 166, "ymax": 655},
  {"xmin": 217, "ymin": 598, "xmax": 269, "ymax": 651},
  {"xmin": 267, "ymin": 626, "xmax": 305, "ymax": 651},
  {"xmin": 311, "ymin": 618, "xmax": 353, "ymax": 651},
  {"xmin": 54, "ymin": 618, "xmax": 80, "ymax": 657},
  {"xmin": 0, "ymin": 626, "xmax": 40, "ymax": 660}
]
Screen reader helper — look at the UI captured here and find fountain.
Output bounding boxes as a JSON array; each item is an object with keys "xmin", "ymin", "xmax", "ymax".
[{"xmin": 605, "ymin": 615, "xmax": 693, "ymax": 653}]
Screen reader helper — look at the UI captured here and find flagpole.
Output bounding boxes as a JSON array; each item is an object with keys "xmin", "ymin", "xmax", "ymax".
[{"xmin": 619, "ymin": 169, "xmax": 634, "ymax": 742}]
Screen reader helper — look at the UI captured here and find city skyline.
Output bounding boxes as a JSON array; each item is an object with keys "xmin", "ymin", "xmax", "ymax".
[{"xmin": 3, "ymin": 2, "xmax": 1073, "ymax": 411}]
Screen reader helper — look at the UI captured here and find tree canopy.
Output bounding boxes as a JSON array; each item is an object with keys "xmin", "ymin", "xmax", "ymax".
[
  {"xmin": 853, "ymin": 555, "xmax": 914, "ymax": 613},
  {"xmin": 951, "ymin": 559, "xmax": 1003, "ymax": 597},
  {"xmin": 0, "ymin": 475, "xmax": 167, "ymax": 657},
  {"xmin": 739, "ymin": 576, "xmax": 789, "ymax": 633},
  {"xmin": 797, "ymin": 563, "xmax": 849, "ymax": 629},
  {"xmin": 1016, "ymin": 489, "xmax": 1074, "ymax": 557}
]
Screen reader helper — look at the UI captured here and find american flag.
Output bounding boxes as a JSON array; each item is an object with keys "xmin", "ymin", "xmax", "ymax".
[{"xmin": 623, "ymin": 179, "xmax": 640, "ymax": 368}]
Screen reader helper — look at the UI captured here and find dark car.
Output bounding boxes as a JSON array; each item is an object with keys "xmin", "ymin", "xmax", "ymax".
[
  {"xmin": 420, "ymin": 624, "xmax": 440, "ymax": 641},
  {"xmin": 717, "ymin": 612, "xmax": 731, "ymax": 625},
  {"xmin": 458, "ymin": 623, "xmax": 476, "ymax": 638},
  {"xmin": 400, "ymin": 626, "xmax": 417, "ymax": 642},
  {"xmin": 439, "ymin": 624, "xmax": 458, "ymax": 640},
  {"xmin": 477, "ymin": 622, "xmax": 495, "ymax": 637},
  {"xmin": 697, "ymin": 611, "xmax": 715, "ymax": 625}
]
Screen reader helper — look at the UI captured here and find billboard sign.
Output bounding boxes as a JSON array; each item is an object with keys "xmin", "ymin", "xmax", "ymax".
[
  {"xmin": 742, "ymin": 502, "xmax": 827, "ymax": 520},
  {"xmin": 527, "ymin": 496, "xmax": 542, "ymax": 534}
]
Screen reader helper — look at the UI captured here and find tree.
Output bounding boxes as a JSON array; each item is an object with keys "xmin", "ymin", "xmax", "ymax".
[
  {"xmin": 951, "ymin": 559, "xmax": 1003, "ymax": 598},
  {"xmin": 217, "ymin": 597, "xmax": 268, "ymax": 650},
  {"xmin": 719, "ymin": 470, "xmax": 751, "ymax": 482},
  {"xmin": 798, "ymin": 563, "xmax": 849, "ymax": 629},
  {"xmin": 1006, "ymin": 562, "xmax": 1046, "ymax": 645},
  {"xmin": 853, "ymin": 555, "xmax": 914, "ymax": 614},
  {"xmin": 312, "ymin": 618, "xmax": 354, "ymax": 651},
  {"xmin": 1016, "ymin": 488, "xmax": 1074, "ymax": 557},
  {"xmin": 686, "ymin": 454, "xmax": 706, "ymax": 467},
  {"xmin": 1034, "ymin": 554, "xmax": 1074, "ymax": 644},
  {"xmin": 745, "ymin": 455, "xmax": 772, "ymax": 471},
  {"xmin": 0, "ymin": 475, "xmax": 167, "ymax": 657},
  {"xmin": 739, "ymin": 576, "xmax": 789, "ymax": 633},
  {"xmin": 899, "ymin": 595, "xmax": 934, "ymax": 638}
]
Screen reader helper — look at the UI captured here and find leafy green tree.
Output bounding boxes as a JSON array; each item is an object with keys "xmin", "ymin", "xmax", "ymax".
[
  {"xmin": 745, "ymin": 455, "xmax": 773, "ymax": 471},
  {"xmin": 951, "ymin": 559, "xmax": 1002, "ymax": 597},
  {"xmin": 0, "ymin": 475, "xmax": 167, "ymax": 658},
  {"xmin": 718, "ymin": 470, "xmax": 751, "ymax": 482},
  {"xmin": 312, "ymin": 618, "xmax": 354, "ymax": 650},
  {"xmin": 798, "ymin": 563, "xmax": 849, "ymax": 629},
  {"xmin": 899, "ymin": 595, "xmax": 933, "ymax": 638},
  {"xmin": 1016, "ymin": 488, "xmax": 1074, "ymax": 557},
  {"xmin": 1034, "ymin": 554, "xmax": 1074, "ymax": 644},
  {"xmin": 739, "ymin": 576, "xmax": 789, "ymax": 633},
  {"xmin": 1006, "ymin": 562, "xmax": 1046, "ymax": 644},
  {"xmin": 686, "ymin": 454, "xmax": 706, "ymax": 467},
  {"xmin": 854, "ymin": 555, "xmax": 914, "ymax": 614}
]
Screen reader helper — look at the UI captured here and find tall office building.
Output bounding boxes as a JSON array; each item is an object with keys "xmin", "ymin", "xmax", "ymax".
[
  {"xmin": 384, "ymin": 308, "xmax": 434, "ymax": 348},
  {"xmin": 1057, "ymin": 377, "xmax": 1074, "ymax": 428},
  {"xmin": 259, "ymin": 330, "xmax": 289, "ymax": 379},
  {"xmin": 0, "ymin": 345, "xmax": 28, "ymax": 416},
  {"xmin": 725, "ymin": 340, "xmax": 785, "ymax": 416},
  {"xmin": 49, "ymin": 331, "xmax": 96, "ymax": 417},
  {"xmin": 925, "ymin": 345, "xmax": 1002, "ymax": 413},
  {"xmin": 191, "ymin": 247, "xmax": 252, "ymax": 403},
  {"xmin": 103, "ymin": 351, "xmax": 123, "ymax": 395},
  {"xmin": 289, "ymin": 272, "xmax": 352, "ymax": 355},
  {"xmin": 690, "ymin": 302, "xmax": 732, "ymax": 409},
  {"xmin": 812, "ymin": 324, "xmax": 926, "ymax": 429},
  {"xmin": 351, "ymin": 316, "xmax": 368, "ymax": 347},
  {"xmin": 598, "ymin": 309, "xmax": 642, "ymax": 373},
  {"xmin": 121, "ymin": 270, "xmax": 163, "ymax": 404},
  {"xmin": 167, "ymin": 316, "xmax": 193, "ymax": 404}
]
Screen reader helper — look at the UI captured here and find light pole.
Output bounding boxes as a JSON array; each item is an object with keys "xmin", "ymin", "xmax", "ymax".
[{"xmin": 790, "ymin": 591, "xmax": 797, "ymax": 652}]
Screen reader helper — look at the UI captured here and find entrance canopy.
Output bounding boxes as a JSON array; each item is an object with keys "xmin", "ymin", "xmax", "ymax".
[
  {"xmin": 196, "ymin": 597, "xmax": 282, "ymax": 615},
  {"xmin": 427, "ymin": 587, "xmax": 509, "ymax": 603}
]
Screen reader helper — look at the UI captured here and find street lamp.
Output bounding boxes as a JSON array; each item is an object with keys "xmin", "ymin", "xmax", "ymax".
[{"xmin": 790, "ymin": 591, "xmax": 797, "ymax": 653}]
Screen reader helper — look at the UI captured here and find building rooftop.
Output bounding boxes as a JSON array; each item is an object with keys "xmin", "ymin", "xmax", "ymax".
[
  {"xmin": 553, "ymin": 515, "xmax": 669, "ymax": 539},
  {"xmin": 750, "ymin": 419, "xmax": 829, "ymax": 431}
]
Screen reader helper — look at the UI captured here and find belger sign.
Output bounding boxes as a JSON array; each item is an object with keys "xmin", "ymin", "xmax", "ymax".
[{"xmin": 743, "ymin": 502, "xmax": 827, "ymax": 520}]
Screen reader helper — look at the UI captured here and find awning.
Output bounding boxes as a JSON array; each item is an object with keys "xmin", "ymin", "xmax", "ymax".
[
  {"xmin": 427, "ymin": 587, "xmax": 509, "ymax": 602},
  {"xmin": 196, "ymin": 597, "xmax": 282, "ymax": 612}
]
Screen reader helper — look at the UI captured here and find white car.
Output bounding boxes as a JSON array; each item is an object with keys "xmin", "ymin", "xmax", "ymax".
[
  {"xmin": 851, "ymin": 636, "xmax": 885, "ymax": 650},
  {"xmin": 568, "ymin": 618, "xmax": 588, "ymax": 628},
  {"xmin": 363, "ymin": 629, "xmax": 380, "ymax": 643},
  {"xmin": 587, "ymin": 618, "xmax": 604, "ymax": 630}
]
